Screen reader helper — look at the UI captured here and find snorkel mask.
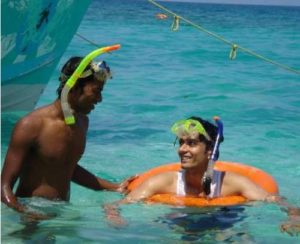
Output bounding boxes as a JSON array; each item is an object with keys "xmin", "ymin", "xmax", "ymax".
[
  {"xmin": 80, "ymin": 61, "xmax": 112, "ymax": 82},
  {"xmin": 61, "ymin": 44, "xmax": 120, "ymax": 125},
  {"xmin": 171, "ymin": 119, "xmax": 211, "ymax": 141}
]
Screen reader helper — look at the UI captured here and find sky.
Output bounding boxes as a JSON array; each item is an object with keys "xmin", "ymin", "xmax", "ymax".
[{"xmin": 162, "ymin": 0, "xmax": 300, "ymax": 6}]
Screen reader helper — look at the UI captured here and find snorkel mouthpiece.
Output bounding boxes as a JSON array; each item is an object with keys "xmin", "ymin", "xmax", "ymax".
[
  {"xmin": 61, "ymin": 44, "xmax": 120, "ymax": 125},
  {"xmin": 202, "ymin": 116, "xmax": 223, "ymax": 196}
]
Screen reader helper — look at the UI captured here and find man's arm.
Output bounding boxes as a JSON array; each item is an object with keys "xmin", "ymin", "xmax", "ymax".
[
  {"xmin": 72, "ymin": 164, "xmax": 119, "ymax": 191},
  {"xmin": 72, "ymin": 164, "xmax": 137, "ymax": 193},
  {"xmin": 123, "ymin": 173, "xmax": 174, "ymax": 202},
  {"xmin": 103, "ymin": 173, "xmax": 174, "ymax": 226},
  {"xmin": 1, "ymin": 117, "xmax": 39, "ymax": 212},
  {"xmin": 223, "ymin": 172, "xmax": 270, "ymax": 201},
  {"xmin": 225, "ymin": 172, "xmax": 300, "ymax": 236}
]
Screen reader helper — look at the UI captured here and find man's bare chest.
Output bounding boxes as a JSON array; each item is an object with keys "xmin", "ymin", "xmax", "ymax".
[{"xmin": 36, "ymin": 124, "xmax": 87, "ymax": 162}]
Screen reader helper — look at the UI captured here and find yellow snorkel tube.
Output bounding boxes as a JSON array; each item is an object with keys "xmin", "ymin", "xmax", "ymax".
[{"xmin": 61, "ymin": 44, "xmax": 121, "ymax": 125}]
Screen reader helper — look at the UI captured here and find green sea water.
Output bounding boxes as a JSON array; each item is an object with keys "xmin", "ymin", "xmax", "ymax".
[{"xmin": 2, "ymin": 0, "xmax": 300, "ymax": 242}]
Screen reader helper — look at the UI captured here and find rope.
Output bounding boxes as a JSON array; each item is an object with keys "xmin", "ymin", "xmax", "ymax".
[
  {"xmin": 75, "ymin": 33, "xmax": 100, "ymax": 48},
  {"xmin": 148, "ymin": 0, "xmax": 300, "ymax": 75},
  {"xmin": 75, "ymin": 33, "xmax": 114, "ymax": 55}
]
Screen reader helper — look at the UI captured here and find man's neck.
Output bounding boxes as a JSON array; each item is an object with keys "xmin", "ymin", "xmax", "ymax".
[
  {"xmin": 184, "ymin": 163, "xmax": 208, "ymax": 191},
  {"xmin": 53, "ymin": 99, "xmax": 66, "ymax": 120}
]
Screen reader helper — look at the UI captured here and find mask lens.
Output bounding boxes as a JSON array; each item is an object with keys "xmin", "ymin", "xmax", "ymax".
[
  {"xmin": 92, "ymin": 61, "xmax": 112, "ymax": 82},
  {"xmin": 171, "ymin": 119, "xmax": 211, "ymax": 141},
  {"xmin": 99, "ymin": 61, "xmax": 110, "ymax": 73}
]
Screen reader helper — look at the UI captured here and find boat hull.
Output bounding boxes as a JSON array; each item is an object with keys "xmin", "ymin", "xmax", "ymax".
[{"xmin": 1, "ymin": 0, "xmax": 92, "ymax": 112}]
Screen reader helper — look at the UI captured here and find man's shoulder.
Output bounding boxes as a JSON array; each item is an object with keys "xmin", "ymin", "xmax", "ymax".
[
  {"xmin": 152, "ymin": 171, "xmax": 177, "ymax": 185},
  {"xmin": 223, "ymin": 171, "xmax": 248, "ymax": 180},
  {"xmin": 222, "ymin": 171, "xmax": 254, "ymax": 192},
  {"xmin": 16, "ymin": 103, "xmax": 57, "ymax": 129},
  {"xmin": 32, "ymin": 103, "xmax": 56, "ymax": 116},
  {"xmin": 13, "ymin": 115, "xmax": 41, "ymax": 137}
]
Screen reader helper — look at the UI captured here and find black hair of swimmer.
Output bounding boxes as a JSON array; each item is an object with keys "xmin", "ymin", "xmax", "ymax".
[
  {"xmin": 57, "ymin": 57, "xmax": 94, "ymax": 98},
  {"xmin": 189, "ymin": 116, "xmax": 224, "ymax": 153}
]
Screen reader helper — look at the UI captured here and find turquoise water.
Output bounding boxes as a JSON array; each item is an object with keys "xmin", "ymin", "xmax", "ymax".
[{"xmin": 2, "ymin": 0, "xmax": 300, "ymax": 242}]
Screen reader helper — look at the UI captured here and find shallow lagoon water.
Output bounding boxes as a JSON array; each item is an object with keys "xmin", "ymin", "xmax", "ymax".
[{"xmin": 1, "ymin": 0, "xmax": 300, "ymax": 242}]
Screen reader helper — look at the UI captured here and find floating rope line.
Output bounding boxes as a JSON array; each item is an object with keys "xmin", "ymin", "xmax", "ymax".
[{"xmin": 148, "ymin": 0, "xmax": 300, "ymax": 75}]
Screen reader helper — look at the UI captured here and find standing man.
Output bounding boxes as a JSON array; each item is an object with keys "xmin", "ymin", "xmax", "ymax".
[{"xmin": 1, "ymin": 56, "xmax": 135, "ymax": 215}]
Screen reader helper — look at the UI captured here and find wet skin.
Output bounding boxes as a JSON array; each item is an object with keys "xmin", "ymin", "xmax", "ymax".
[{"xmin": 1, "ymin": 79, "xmax": 127, "ymax": 212}]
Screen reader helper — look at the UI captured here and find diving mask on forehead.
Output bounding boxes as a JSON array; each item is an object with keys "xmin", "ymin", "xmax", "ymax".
[
  {"xmin": 171, "ymin": 119, "xmax": 211, "ymax": 141},
  {"xmin": 80, "ymin": 61, "xmax": 112, "ymax": 82}
]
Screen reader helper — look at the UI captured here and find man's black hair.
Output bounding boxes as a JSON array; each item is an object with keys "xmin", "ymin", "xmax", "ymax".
[
  {"xmin": 56, "ymin": 57, "xmax": 93, "ymax": 98},
  {"xmin": 189, "ymin": 116, "xmax": 224, "ymax": 151}
]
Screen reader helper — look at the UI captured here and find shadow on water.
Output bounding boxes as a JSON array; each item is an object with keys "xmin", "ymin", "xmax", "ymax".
[
  {"xmin": 156, "ymin": 205, "xmax": 254, "ymax": 242},
  {"xmin": 8, "ymin": 219, "xmax": 56, "ymax": 243},
  {"xmin": 3, "ymin": 198, "xmax": 82, "ymax": 243}
]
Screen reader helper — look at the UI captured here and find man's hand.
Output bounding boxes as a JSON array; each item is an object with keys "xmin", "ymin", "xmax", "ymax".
[
  {"xmin": 116, "ymin": 175, "xmax": 138, "ymax": 194},
  {"xmin": 280, "ymin": 207, "xmax": 300, "ymax": 236},
  {"xmin": 281, "ymin": 220, "xmax": 300, "ymax": 236},
  {"xmin": 103, "ymin": 203, "xmax": 128, "ymax": 228},
  {"xmin": 22, "ymin": 210, "xmax": 57, "ymax": 222}
]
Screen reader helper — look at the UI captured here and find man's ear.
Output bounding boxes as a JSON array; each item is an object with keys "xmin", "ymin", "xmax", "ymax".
[
  {"xmin": 69, "ymin": 83, "xmax": 82, "ymax": 95},
  {"xmin": 67, "ymin": 85, "xmax": 82, "ymax": 106},
  {"xmin": 206, "ymin": 149, "xmax": 212, "ymax": 159}
]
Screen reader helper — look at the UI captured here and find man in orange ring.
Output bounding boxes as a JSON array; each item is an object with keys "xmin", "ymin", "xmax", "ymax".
[
  {"xmin": 104, "ymin": 116, "xmax": 300, "ymax": 236},
  {"xmin": 1, "ymin": 57, "xmax": 136, "ymax": 219}
]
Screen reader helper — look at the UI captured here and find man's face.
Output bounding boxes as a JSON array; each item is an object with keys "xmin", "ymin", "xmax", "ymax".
[
  {"xmin": 73, "ymin": 79, "xmax": 105, "ymax": 114},
  {"xmin": 177, "ymin": 134, "xmax": 210, "ymax": 169}
]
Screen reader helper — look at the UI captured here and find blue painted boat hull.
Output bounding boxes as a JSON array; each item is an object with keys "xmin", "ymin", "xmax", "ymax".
[{"xmin": 1, "ymin": 0, "xmax": 92, "ymax": 111}]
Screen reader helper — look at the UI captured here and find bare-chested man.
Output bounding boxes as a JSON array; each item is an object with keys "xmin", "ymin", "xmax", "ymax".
[{"xmin": 1, "ymin": 57, "xmax": 135, "ymax": 215}]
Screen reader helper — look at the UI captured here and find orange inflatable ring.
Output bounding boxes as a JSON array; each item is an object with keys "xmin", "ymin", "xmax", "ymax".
[{"xmin": 128, "ymin": 161, "xmax": 279, "ymax": 207}]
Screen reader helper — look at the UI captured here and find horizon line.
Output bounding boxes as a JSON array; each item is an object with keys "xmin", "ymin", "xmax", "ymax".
[{"xmin": 159, "ymin": 0, "xmax": 300, "ymax": 7}]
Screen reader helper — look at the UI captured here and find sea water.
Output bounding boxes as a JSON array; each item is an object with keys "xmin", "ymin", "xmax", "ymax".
[{"xmin": 1, "ymin": 0, "xmax": 300, "ymax": 243}]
